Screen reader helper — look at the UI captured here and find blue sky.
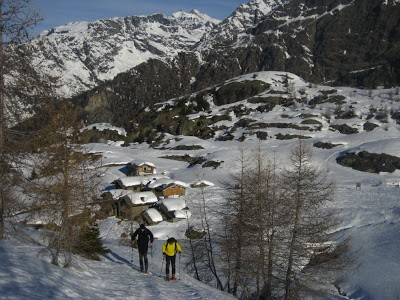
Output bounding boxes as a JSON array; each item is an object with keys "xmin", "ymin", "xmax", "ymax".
[{"xmin": 31, "ymin": 0, "xmax": 246, "ymax": 35}]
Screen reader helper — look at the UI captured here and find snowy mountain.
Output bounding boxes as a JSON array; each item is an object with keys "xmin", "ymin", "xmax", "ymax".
[
  {"xmin": 25, "ymin": 10, "xmax": 219, "ymax": 97},
  {"xmin": 196, "ymin": 0, "xmax": 289, "ymax": 49},
  {"xmin": 22, "ymin": 0, "xmax": 400, "ymax": 102}
]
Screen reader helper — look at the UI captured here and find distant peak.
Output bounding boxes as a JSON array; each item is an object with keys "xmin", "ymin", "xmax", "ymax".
[
  {"xmin": 190, "ymin": 9, "xmax": 201, "ymax": 15},
  {"xmin": 171, "ymin": 9, "xmax": 220, "ymax": 24},
  {"xmin": 235, "ymin": 0, "xmax": 290, "ymax": 13}
]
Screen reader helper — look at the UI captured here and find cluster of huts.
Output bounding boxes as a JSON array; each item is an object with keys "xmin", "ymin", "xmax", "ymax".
[{"xmin": 101, "ymin": 160, "xmax": 191, "ymax": 225}]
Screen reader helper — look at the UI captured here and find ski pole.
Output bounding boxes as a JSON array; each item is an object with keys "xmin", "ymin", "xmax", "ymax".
[
  {"xmin": 160, "ymin": 255, "xmax": 164, "ymax": 277},
  {"xmin": 178, "ymin": 254, "xmax": 181, "ymax": 279},
  {"xmin": 148, "ymin": 244, "xmax": 152, "ymax": 273},
  {"xmin": 130, "ymin": 222, "xmax": 133, "ymax": 263},
  {"xmin": 150, "ymin": 243, "xmax": 153, "ymax": 258}
]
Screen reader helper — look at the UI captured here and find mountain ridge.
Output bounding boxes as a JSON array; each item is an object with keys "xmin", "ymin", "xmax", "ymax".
[
  {"xmin": 21, "ymin": 0, "xmax": 400, "ymax": 125},
  {"xmin": 26, "ymin": 10, "xmax": 219, "ymax": 96}
]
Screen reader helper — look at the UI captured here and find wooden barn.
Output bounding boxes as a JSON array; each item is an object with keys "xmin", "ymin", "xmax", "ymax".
[
  {"xmin": 113, "ymin": 191, "xmax": 158, "ymax": 220},
  {"xmin": 158, "ymin": 198, "xmax": 191, "ymax": 222},
  {"xmin": 190, "ymin": 180, "xmax": 215, "ymax": 188},
  {"xmin": 147, "ymin": 178, "xmax": 189, "ymax": 198},
  {"xmin": 127, "ymin": 160, "xmax": 156, "ymax": 176},
  {"xmin": 113, "ymin": 175, "xmax": 171, "ymax": 192},
  {"xmin": 113, "ymin": 176, "xmax": 150, "ymax": 192},
  {"xmin": 142, "ymin": 208, "xmax": 164, "ymax": 225},
  {"xmin": 100, "ymin": 189, "xmax": 131, "ymax": 216},
  {"xmin": 101, "ymin": 189, "xmax": 131, "ymax": 202}
]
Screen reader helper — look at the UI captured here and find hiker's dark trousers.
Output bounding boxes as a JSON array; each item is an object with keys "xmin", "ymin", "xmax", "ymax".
[
  {"xmin": 165, "ymin": 255, "xmax": 176, "ymax": 275},
  {"xmin": 139, "ymin": 249, "xmax": 148, "ymax": 272}
]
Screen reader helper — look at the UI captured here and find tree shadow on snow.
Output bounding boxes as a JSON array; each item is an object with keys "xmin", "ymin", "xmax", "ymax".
[{"xmin": 103, "ymin": 251, "xmax": 140, "ymax": 271}]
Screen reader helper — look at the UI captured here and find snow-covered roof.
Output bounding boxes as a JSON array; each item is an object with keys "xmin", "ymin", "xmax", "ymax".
[
  {"xmin": 143, "ymin": 208, "xmax": 163, "ymax": 223},
  {"xmin": 82, "ymin": 123, "xmax": 127, "ymax": 136},
  {"xmin": 159, "ymin": 198, "xmax": 187, "ymax": 211},
  {"xmin": 145, "ymin": 174, "xmax": 170, "ymax": 182},
  {"xmin": 115, "ymin": 175, "xmax": 173, "ymax": 188},
  {"xmin": 174, "ymin": 210, "xmax": 191, "ymax": 219},
  {"xmin": 191, "ymin": 180, "xmax": 215, "ymax": 187},
  {"xmin": 148, "ymin": 178, "xmax": 189, "ymax": 189},
  {"xmin": 174, "ymin": 180, "xmax": 190, "ymax": 188},
  {"xmin": 128, "ymin": 160, "xmax": 155, "ymax": 168},
  {"xmin": 147, "ymin": 178, "xmax": 174, "ymax": 188},
  {"xmin": 115, "ymin": 176, "xmax": 151, "ymax": 187},
  {"xmin": 102, "ymin": 189, "xmax": 131, "ymax": 199},
  {"xmin": 121, "ymin": 191, "xmax": 158, "ymax": 205}
]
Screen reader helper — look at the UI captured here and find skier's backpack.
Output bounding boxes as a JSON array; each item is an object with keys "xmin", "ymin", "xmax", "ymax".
[
  {"xmin": 167, "ymin": 237, "xmax": 176, "ymax": 243},
  {"xmin": 167, "ymin": 237, "xmax": 178, "ymax": 254}
]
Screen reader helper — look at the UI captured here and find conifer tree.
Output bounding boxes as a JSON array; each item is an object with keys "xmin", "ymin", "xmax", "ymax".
[{"xmin": 74, "ymin": 221, "xmax": 109, "ymax": 260}]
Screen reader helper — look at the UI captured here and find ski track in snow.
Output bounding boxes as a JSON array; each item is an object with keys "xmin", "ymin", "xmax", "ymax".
[
  {"xmin": 0, "ymin": 236, "xmax": 234, "ymax": 300},
  {"xmin": 86, "ymin": 247, "xmax": 224, "ymax": 300}
]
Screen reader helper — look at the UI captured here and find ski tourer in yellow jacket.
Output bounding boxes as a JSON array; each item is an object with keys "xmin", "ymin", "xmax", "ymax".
[
  {"xmin": 162, "ymin": 237, "xmax": 182, "ymax": 257},
  {"xmin": 162, "ymin": 237, "xmax": 182, "ymax": 281}
]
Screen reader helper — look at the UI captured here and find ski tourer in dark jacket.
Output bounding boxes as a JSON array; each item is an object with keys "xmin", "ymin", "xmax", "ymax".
[{"xmin": 131, "ymin": 224, "xmax": 154, "ymax": 273}]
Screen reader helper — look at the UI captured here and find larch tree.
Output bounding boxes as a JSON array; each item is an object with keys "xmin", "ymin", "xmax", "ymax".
[
  {"xmin": 280, "ymin": 140, "xmax": 336, "ymax": 299},
  {"xmin": 220, "ymin": 142, "xmax": 343, "ymax": 299},
  {"xmin": 26, "ymin": 100, "xmax": 103, "ymax": 267},
  {"xmin": 0, "ymin": 0, "xmax": 41, "ymax": 239},
  {"xmin": 220, "ymin": 146, "xmax": 282, "ymax": 299},
  {"xmin": 185, "ymin": 182, "xmax": 225, "ymax": 290},
  {"xmin": 243, "ymin": 145, "xmax": 271, "ymax": 297},
  {"xmin": 248, "ymin": 147, "xmax": 283, "ymax": 300},
  {"xmin": 220, "ymin": 147, "xmax": 252, "ymax": 297},
  {"xmin": 232, "ymin": 146, "xmax": 284, "ymax": 300}
]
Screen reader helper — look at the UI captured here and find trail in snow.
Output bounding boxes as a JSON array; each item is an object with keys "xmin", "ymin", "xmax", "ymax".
[{"xmin": 0, "ymin": 234, "xmax": 235, "ymax": 300}]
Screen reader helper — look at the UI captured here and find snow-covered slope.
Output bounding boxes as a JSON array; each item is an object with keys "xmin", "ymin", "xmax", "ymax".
[
  {"xmin": 0, "ymin": 231, "xmax": 235, "ymax": 300},
  {"xmin": 2, "ymin": 72, "xmax": 400, "ymax": 299}
]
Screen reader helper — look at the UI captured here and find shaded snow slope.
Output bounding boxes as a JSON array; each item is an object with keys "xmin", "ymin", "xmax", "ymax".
[{"xmin": 0, "ymin": 232, "xmax": 235, "ymax": 300}]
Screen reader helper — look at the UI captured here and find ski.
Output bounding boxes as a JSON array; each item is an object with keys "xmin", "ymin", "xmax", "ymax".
[
  {"xmin": 139, "ymin": 271, "xmax": 152, "ymax": 276},
  {"xmin": 164, "ymin": 277, "xmax": 178, "ymax": 282}
]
